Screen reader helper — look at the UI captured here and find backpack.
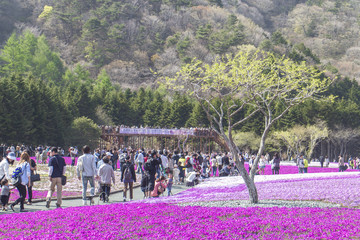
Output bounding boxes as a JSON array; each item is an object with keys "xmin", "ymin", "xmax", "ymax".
[
  {"xmin": 119, "ymin": 154, "xmax": 126, "ymax": 163},
  {"xmin": 124, "ymin": 166, "xmax": 132, "ymax": 181},
  {"xmin": 144, "ymin": 161, "xmax": 151, "ymax": 172},
  {"xmin": 144, "ymin": 158, "xmax": 156, "ymax": 173},
  {"xmin": 11, "ymin": 166, "xmax": 23, "ymax": 187}
]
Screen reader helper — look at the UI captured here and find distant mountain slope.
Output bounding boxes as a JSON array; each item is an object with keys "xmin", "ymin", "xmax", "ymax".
[{"xmin": 2, "ymin": 0, "xmax": 360, "ymax": 87}]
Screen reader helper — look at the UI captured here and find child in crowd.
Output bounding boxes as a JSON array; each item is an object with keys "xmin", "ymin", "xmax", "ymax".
[
  {"xmin": 173, "ymin": 164, "xmax": 180, "ymax": 185},
  {"xmin": 1, "ymin": 179, "xmax": 12, "ymax": 211},
  {"xmin": 165, "ymin": 168, "xmax": 173, "ymax": 196}
]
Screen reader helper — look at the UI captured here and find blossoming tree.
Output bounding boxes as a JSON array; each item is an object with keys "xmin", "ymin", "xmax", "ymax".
[{"xmin": 164, "ymin": 50, "xmax": 332, "ymax": 203}]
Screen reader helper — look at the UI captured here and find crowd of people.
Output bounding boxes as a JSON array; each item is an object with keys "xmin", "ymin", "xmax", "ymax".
[{"xmin": 1, "ymin": 142, "xmax": 360, "ymax": 212}]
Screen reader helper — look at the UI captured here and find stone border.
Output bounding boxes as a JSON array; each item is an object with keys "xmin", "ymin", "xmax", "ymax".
[{"xmin": 29, "ymin": 184, "xmax": 140, "ymax": 203}]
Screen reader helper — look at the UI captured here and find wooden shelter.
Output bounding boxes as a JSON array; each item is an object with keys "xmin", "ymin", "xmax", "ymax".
[{"xmin": 100, "ymin": 126, "xmax": 229, "ymax": 152}]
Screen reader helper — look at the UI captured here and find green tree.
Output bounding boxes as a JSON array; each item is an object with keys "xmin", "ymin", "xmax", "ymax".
[
  {"xmin": 164, "ymin": 50, "xmax": 332, "ymax": 203},
  {"xmin": 130, "ymin": 88, "xmax": 147, "ymax": 126},
  {"xmin": 186, "ymin": 101, "xmax": 209, "ymax": 127},
  {"xmin": 143, "ymin": 92, "xmax": 164, "ymax": 126},
  {"xmin": 93, "ymin": 69, "xmax": 114, "ymax": 102},
  {"xmin": 168, "ymin": 93, "xmax": 192, "ymax": 128},
  {"xmin": 0, "ymin": 33, "xmax": 27, "ymax": 75},
  {"xmin": 103, "ymin": 91, "xmax": 130, "ymax": 125},
  {"xmin": 67, "ymin": 117, "xmax": 101, "ymax": 150},
  {"xmin": 196, "ymin": 24, "xmax": 212, "ymax": 41}
]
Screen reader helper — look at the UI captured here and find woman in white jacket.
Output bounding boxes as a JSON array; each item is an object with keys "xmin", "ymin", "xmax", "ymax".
[{"xmin": 0, "ymin": 152, "xmax": 16, "ymax": 180}]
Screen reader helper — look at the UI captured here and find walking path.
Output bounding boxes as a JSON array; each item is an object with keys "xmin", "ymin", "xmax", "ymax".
[{"xmin": 1, "ymin": 184, "xmax": 189, "ymax": 214}]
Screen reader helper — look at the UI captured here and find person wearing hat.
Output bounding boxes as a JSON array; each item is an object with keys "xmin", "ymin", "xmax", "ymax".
[
  {"xmin": 106, "ymin": 152, "xmax": 113, "ymax": 166},
  {"xmin": 0, "ymin": 152, "xmax": 16, "ymax": 180}
]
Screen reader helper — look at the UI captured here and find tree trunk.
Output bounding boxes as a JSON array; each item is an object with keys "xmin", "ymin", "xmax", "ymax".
[
  {"xmin": 234, "ymin": 157, "xmax": 258, "ymax": 203},
  {"xmin": 177, "ymin": 139, "xmax": 182, "ymax": 153},
  {"xmin": 183, "ymin": 135, "xmax": 189, "ymax": 152},
  {"xmin": 250, "ymin": 126, "xmax": 270, "ymax": 181},
  {"xmin": 327, "ymin": 140, "xmax": 331, "ymax": 162},
  {"xmin": 224, "ymin": 132, "xmax": 259, "ymax": 204}
]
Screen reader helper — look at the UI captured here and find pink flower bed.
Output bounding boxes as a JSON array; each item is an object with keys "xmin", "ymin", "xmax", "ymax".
[
  {"xmin": 1, "ymin": 203, "xmax": 360, "ymax": 239},
  {"xmin": 210, "ymin": 163, "xmax": 358, "ymax": 176},
  {"xmin": 258, "ymin": 164, "xmax": 358, "ymax": 175},
  {"xmin": 146, "ymin": 174, "xmax": 360, "ymax": 207}
]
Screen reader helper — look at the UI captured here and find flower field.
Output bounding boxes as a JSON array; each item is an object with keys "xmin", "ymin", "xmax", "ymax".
[
  {"xmin": 1, "ymin": 203, "xmax": 360, "ymax": 239},
  {"xmin": 2, "ymin": 160, "xmax": 360, "ymax": 239},
  {"xmin": 145, "ymin": 172, "xmax": 360, "ymax": 207}
]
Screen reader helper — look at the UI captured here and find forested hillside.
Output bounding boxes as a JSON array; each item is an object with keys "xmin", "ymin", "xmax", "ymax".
[
  {"xmin": 3, "ymin": 0, "xmax": 360, "ymax": 86},
  {"xmin": 2, "ymin": 0, "xmax": 360, "ymax": 155},
  {"xmin": 0, "ymin": 0, "xmax": 360, "ymax": 84}
]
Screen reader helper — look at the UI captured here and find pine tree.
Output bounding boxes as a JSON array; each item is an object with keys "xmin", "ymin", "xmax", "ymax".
[
  {"xmin": 143, "ymin": 92, "xmax": 164, "ymax": 126},
  {"xmin": 168, "ymin": 93, "xmax": 192, "ymax": 128},
  {"xmin": 0, "ymin": 33, "xmax": 27, "ymax": 75},
  {"xmin": 186, "ymin": 102, "xmax": 209, "ymax": 127}
]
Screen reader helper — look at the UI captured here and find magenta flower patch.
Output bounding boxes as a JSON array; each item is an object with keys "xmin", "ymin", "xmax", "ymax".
[
  {"xmin": 144, "ymin": 174, "xmax": 360, "ymax": 207},
  {"xmin": 1, "ymin": 203, "xmax": 360, "ymax": 239}
]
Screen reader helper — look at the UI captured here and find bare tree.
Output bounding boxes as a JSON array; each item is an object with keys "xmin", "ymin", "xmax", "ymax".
[{"xmin": 330, "ymin": 125, "xmax": 360, "ymax": 157}]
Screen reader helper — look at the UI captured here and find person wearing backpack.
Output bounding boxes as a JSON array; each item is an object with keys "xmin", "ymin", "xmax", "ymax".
[
  {"xmin": 10, "ymin": 152, "xmax": 31, "ymax": 212},
  {"xmin": 121, "ymin": 156, "xmax": 136, "ymax": 201}
]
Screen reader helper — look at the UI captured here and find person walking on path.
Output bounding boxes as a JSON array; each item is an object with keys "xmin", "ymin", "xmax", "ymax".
[
  {"xmin": 121, "ymin": 156, "xmax": 136, "ymax": 201},
  {"xmin": 144, "ymin": 151, "xmax": 157, "ymax": 198},
  {"xmin": 112, "ymin": 148, "xmax": 119, "ymax": 171},
  {"xmin": 46, "ymin": 147, "xmax": 66, "ymax": 209},
  {"xmin": 77, "ymin": 145, "xmax": 97, "ymax": 206},
  {"xmin": 0, "ymin": 152, "xmax": 15, "ymax": 180},
  {"xmin": 98, "ymin": 158, "xmax": 115, "ymax": 202},
  {"xmin": 135, "ymin": 149, "xmax": 144, "ymax": 174},
  {"xmin": 70, "ymin": 147, "xmax": 77, "ymax": 166},
  {"xmin": 10, "ymin": 152, "xmax": 31, "ymax": 212}
]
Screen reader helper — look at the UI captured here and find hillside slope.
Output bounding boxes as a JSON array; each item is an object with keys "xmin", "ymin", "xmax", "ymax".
[{"xmin": 1, "ymin": 0, "xmax": 360, "ymax": 87}]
